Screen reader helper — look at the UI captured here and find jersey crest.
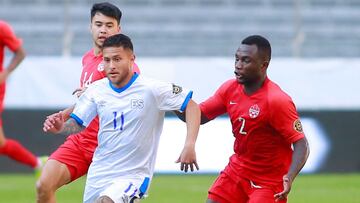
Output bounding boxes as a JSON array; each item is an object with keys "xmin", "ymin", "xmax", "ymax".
[
  {"xmin": 249, "ymin": 104, "xmax": 260, "ymax": 118},
  {"xmin": 293, "ymin": 119, "xmax": 303, "ymax": 133},
  {"xmin": 131, "ymin": 99, "xmax": 144, "ymax": 109},
  {"xmin": 97, "ymin": 62, "xmax": 105, "ymax": 71},
  {"xmin": 172, "ymin": 84, "xmax": 182, "ymax": 94}
]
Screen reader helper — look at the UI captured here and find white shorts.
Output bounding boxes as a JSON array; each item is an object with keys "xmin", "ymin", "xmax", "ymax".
[{"xmin": 83, "ymin": 177, "xmax": 150, "ymax": 203}]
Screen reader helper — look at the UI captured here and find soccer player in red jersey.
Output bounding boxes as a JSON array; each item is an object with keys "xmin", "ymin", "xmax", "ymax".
[
  {"xmin": 0, "ymin": 20, "xmax": 45, "ymax": 171},
  {"xmin": 201, "ymin": 35, "xmax": 310, "ymax": 203},
  {"xmin": 36, "ymin": 3, "xmax": 140, "ymax": 203}
]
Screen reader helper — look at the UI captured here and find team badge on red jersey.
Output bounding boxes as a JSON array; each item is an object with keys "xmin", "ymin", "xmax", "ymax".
[
  {"xmin": 97, "ymin": 62, "xmax": 105, "ymax": 71},
  {"xmin": 293, "ymin": 119, "xmax": 303, "ymax": 133},
  {"xmin": 249, "ymin": 104, "xmax": 260, "ymax": 118}
]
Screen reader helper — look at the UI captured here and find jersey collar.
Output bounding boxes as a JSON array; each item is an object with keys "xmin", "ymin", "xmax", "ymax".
[{"xmin": 109, "ymin": 72, "xmax": 139, "ymax": 93}]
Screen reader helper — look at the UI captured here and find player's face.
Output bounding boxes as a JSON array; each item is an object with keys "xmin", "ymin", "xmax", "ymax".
[
  {"xmin": 234, "ymin": 44, "xmax": 266, "ymax": 85},
  {"xmin": 103, "ymin": 46, "xmax": 135, "ymax": 88},
  {"xmin": 90, "ymin": 12, "xmax": 121, "ymax": 49}
]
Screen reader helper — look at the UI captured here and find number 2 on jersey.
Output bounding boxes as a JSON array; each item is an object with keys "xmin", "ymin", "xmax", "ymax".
[
  {"xmin": 238, "ymin": 117, "xmax": 247, "ymax": 135},
  {"xmin": 113, "ymin": 111, "xmax": 124, "ymax": 131}
]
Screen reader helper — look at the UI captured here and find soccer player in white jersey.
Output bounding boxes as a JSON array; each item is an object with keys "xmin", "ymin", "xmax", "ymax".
[{"xmin": 43, "ymin": 33, "xmax": 201, "ymax": 203}]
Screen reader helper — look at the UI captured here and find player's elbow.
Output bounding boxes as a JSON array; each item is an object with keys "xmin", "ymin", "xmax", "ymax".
[
  {"xmin": 294, "ymin": 137, "xmax": 310, "ymax": 160},
  {"xmin": 15, "ymin": 46, "xmax": 26, "ymax": 61},
  {"xmin": 200, "ymin": 113, "xmax": 210, "ymax": 125}
]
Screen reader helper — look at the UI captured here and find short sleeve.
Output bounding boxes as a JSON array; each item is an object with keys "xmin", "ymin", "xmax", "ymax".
[
  {"xmin": 200, "ymin": 81, "xmax": 230, "ymax": 120},
  {"xmin": 269, "ymin": 94, "xmax": 305, "ymax": 144},
  {"xmin": 0, "ymin": 22, "xmax": 22, "ymax": 51},
  {"xmin": 71, "ymin": 86, "xmax": 98, "ymax": 127},
  {"xmin": 151, "ymin": 81, "xmax": 193, "ymax": 112}
]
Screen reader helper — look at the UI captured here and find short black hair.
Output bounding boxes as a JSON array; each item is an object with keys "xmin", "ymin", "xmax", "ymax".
[
  {"xmin": 91, "ymin": 2, "xmax": 122, "ymax": 24},
  {"xmin": 102, "ymin": 33, "xmax": 133, "ymax": 52},
  {"xmin": 242, "ymin": 35, "xmax": 271, "ymax": 61}
]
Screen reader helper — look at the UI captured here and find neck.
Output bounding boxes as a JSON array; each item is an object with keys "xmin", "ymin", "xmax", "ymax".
[
  {"xmin": 93, "ymin": 45, "xmax": 102, "ymax": 56},
  {"xmin": 243, "ymin": 76, "xmax": 266, "ymax": 95},
  {"xmin": 112, "ymin": 72, "xmax": 135, "ymax": 89}
]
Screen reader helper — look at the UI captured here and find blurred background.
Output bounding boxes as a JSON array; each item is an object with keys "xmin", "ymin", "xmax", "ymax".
[{"xmin": 0, "ymin": 0, "xmax": 359, "ymax": 174}]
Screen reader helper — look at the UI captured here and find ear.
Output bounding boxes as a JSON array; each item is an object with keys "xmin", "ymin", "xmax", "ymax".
[
  {"xmin": 261, "ymin": 61, "xmax": 269, "ymax": 72},
  {"xmin": 131, "ymin": 54, "xmax": 136, "ymax": 63},
  {"xmin": 118, "ymin": 25, "xmax": 122, "ymax": 33},
  {"xmin": 130, "ymin": 54, "xmax": 136, "ymax": 71}
]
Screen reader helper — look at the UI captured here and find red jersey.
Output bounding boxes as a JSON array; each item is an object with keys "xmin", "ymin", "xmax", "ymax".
[
  {"xmin": 68, "ymin": 48, "xmax": 140, "ymax": 153},
  {"xmin": 200, "ymin": 77, "xmax": 304, "ymax": 187},
  {"xmin": 0, "ymin": 21, "xmax": 22, "ymax": 71}
]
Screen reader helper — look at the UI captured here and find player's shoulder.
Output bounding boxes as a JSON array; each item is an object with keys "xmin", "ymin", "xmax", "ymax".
[
  {"xmin": 87, "ymin": 77, "xmax": 108, "ymax": 91},
  {"xmin": 136, "ymin": 75, "xmax": 185, "ymax": 95},
  {"xmin": 216, "ymin": 78, "xmax": 239, "ymax": 94},
  {"xmin": 221, "ymin": 78, "xmax": 237, "ymax": 86},
  {"xmin": 92, "ymin": 77, "xmax": 108, "ymax": 85},
  {"xmin": 137, "ymin": 75, "xmax": 168, "ymax": 87},
  {"xmin": 82, "ymin": 48, "xmax": 95, "ymax": 61},
  {"xmin": 266, "ymin": 78, "xmax": 293, "ymax": 105},
  {"xmin": 0, "ymin": 20, "xmax": 9, "ymax": 29},
  {"xmin": 0, "ymin": 21, "xmax": 13, "ymax": 35}
]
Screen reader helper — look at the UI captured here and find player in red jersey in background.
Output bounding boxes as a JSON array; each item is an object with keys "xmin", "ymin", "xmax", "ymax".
[
  {"xmin": 36, "ymin": 2, "xmax": 140, "ymax": 203},
  {"xmin": 199, "ymin": 35, "xmax": 309, "ymax": 203},
  {"xmin": 0, "ymin": 20, "xmax": 45, "ymax": 171}
]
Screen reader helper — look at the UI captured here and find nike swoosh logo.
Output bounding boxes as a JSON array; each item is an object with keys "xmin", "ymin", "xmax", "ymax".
[{"xmin": 229, "ymin": 101, "xmax": 237, "ymax": 105}]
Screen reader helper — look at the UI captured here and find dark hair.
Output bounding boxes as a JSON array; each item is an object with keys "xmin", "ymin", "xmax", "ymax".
[
  {"xmin": 242, "ymin": 35, "xmax": 271, "ymax": 61},
  {"xmin": 91, "ymin": 2, "xmax": 122, "ymax": 24},
  {"xmin": 102, "ymin": 33, "xmax": 133, "ymax": 51}
]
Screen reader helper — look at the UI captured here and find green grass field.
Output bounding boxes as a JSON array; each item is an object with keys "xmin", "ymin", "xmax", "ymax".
[{"xmin": 0, "ymin": 173, "xmax": 359, "ymax": 203}]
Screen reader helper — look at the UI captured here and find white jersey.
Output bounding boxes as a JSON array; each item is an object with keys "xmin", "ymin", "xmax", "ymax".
[{"xmin": 71, "ymin": 73, "xmax": 193, "ymax": 202}]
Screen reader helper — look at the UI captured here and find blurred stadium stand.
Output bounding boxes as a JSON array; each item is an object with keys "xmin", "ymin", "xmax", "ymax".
[{"xmin": 1, "ymin": 0, "xmax": 360, "ymax": 57}]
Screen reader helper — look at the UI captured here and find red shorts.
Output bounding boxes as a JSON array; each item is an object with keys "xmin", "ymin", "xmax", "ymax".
[
  {"xmin": 208, "ymin": 171, "xmax": 287, "ymax": 203},
  {"xmin": 49, "ymin": 135, "xmax": 96, "ymax": 181}
]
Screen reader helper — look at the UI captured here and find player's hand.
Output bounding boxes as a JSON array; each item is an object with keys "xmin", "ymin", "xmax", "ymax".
[
  {"xmin": 274, "ymin": 175, "xmax": 292, "ymax": 202},
  {"xmin": 72, "ymin": 87, "xmax": 87, "ymax": 98},
  {"xmin": 43, "ymin": 111, "xmax": 65, "ymax": 134},
  {"xmin": 175, "ymin": 145, "xmax": 199, "ymax": 173}
]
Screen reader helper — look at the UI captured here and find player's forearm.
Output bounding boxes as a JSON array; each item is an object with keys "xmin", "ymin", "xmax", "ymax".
[
  {"xmin": 184, "ymin": 100, "xmax": 201, "ymax": 147},
  {"xmin": 6, "ymin": 47, "xmax": 25, "ymax": 73},
  {"xmin": 59, "ymin": 118, "xmax": 85, "ymax": 136},
  {"xmin": 287, "ymin": 137, "xmax": 310, "ymax": 181},
  {"xmin": 61, "ymin": 105, "xmax": 75, "ymax": 121}
]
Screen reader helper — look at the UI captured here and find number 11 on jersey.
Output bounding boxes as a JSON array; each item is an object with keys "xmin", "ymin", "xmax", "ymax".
[{"xmin": 113, "ymin": 111, "xmax": 125, "ymax": 131}]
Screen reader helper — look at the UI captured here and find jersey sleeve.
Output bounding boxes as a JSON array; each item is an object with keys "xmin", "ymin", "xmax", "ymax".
[
  {"xmin": 151, "ymin": 81, "xmax": 193, "ymax": 112},
  {"xmin": 200, "ymin": 81, "xmax": 229, "ymax": 120},
  {"xmin": 70, "ymin": 86, "xmax": 98, "ymax": 127},
  {"xmin": 269, "ymin": 93, "xmax": 305, "ymax": 144},
  {"xmin": 0, "ymin": 22, "xmax": 22, "ymax": 51}
]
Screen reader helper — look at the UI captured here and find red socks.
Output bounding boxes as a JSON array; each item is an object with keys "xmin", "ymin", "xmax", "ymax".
[{"xmin": 0, "ymin": 139, "xmax": 38, "ymax": 168}]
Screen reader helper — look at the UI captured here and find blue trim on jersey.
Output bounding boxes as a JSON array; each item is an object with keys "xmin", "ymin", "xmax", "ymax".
[
  {"xmin": 124, "ymin": 183, "xmax": 133, "ymax": 193},
  {"xmin": 69, "ymin": 113, "xmax": 84, "ymax": 126},
  {"xmin": 180, "ymin": 90, "xmax": 193, "ymax": 112},
  {"xmin": 109, "ymin": 72, "xmax": 139, "ymax": 93},
  {"xmin": 139, "ymin": 177, "xmax": 150, "ymax": 197}
]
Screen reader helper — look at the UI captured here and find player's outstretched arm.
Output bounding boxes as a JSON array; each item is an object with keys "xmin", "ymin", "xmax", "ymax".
[
  {"xmin": 175, "ymin": 99, "xmax": 201, "ymax": 172},
  {"xmin": 45, "ymin": 105, "xmax": 75, "ymax": 123},
  {"xmin": 173, "ymin": 110, "xmax": 211, "ymax": 125},
  {"xmin": 0, "ymin": 46, "xmax": 25, "ymax": 84},
  {"xmin": 274, "ymin": 137, "xmax": 309, "ymax": 201},
  {"xmin": 43, "ymin": 111, "xmax": 85, "ymax": 136}
]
